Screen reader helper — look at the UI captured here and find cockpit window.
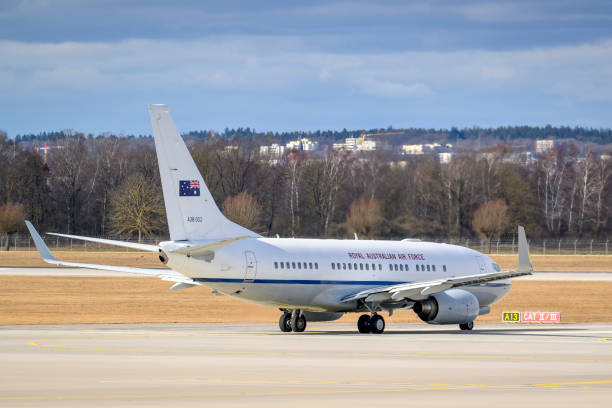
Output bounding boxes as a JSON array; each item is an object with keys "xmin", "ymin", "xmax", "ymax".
[{"xmin": 492, "ymin": 263, "xmax": 501, "ymax": 272}]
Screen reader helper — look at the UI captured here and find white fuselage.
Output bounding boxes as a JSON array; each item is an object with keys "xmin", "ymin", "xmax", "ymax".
[{"xmin": 161, "ymin": 238, "xmax": 510, "ymax": 313}]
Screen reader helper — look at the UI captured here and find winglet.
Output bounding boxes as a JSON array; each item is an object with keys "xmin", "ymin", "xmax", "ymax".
[
  {"xmin": 517, "ymin": 225, "xmax": 533, "ymax": 273},
  {"xmin": 24, "ymin": 221, "xmax": 58, "ymax": 264}
]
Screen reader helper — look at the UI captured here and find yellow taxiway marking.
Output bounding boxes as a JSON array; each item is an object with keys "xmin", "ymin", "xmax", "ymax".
[
  {"xmin": 1, "ymin": 380, "xmax": 610, "ymax": 402},
  {"xmin": 598, "ymin": 338, "xmax": 612, "ymax": 341},
  {"xmin": 26, "ymin": 340, "xmax": 611, "ymax": 363}
]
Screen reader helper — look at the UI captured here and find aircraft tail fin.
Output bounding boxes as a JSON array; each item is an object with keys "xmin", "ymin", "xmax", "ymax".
[{"xmin": 148, "ymin": 104, "xmax": 258, "ymax": 241}]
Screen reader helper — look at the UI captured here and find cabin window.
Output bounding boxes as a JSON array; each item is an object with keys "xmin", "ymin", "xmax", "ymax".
[
  {"xmin": 331, "ymin": 263, "xmax": 335, "ymax": 270},
  {"xmin": 365, "ymin": 263, "xmax": 369, "ymax": 271},
  {"xmin": 315, "ymin": 262, "xmax": 318, "ymax": 269},
  {"xmin": 421, "ymin": 264, "xmax": 425, "ymax": 271},
  {"xmin": 298, "ymin": 262, "xmax": 302, "ymax": 269},
  {"xmin": 280, "ymin": 262, "xmax": 284, "ymax": 269},
  {"xmin": 292, "ymin": 262, "xmax": 296, "ymax": 269},
  {"xmin": 274, "ymin": 262, "xmax": 278, "ymax": 269},
  {"xmin": 492, "ymin": 263, "xmax": 501, "ymax": 272},
  {"xmin": 308, "ymin": 262, "xmax": 312, "ymax": 269},
  {"xmin": 426, "ymin": 265, "xmax": 430, "ymax": 272},
  {"xmin": 389, "ymin": 264, "xmax": 393, "ymax": 271},
  {"xmin": 443, "ymin": 265, "xmax": 447, "ymax": 272},
  {"xmin": 348, "ymin": 263, "xmax": 352, "ymax": 270},
  {"xmin": 394, "ymin": 264, "xmax": 398, "ymax": 271},
  {"xmin": 432, "ymin": 265, "xmax": 436, "ymax": 272},
  {"xmin": 404, "ymin": 264, "xmax": 409, "ymax": 271},
  {"xmin": 399, "ymin": 264, "xmax": 404, "ymax": 271},
  {"xmin": 337, "ymin": 263, "xmax": 341, "ymax": 270},
  {"xmin": 416, "ymin": 264, "xmax": 419, "ymax": 271},
  {"xmin": 353, "ymin": 263, "xmax": 357, "ymax": 270},
  {"xmin": 378, "ymin": 264, "xmax": 382, "ymax": 270},
  {"xmin": 359, "ymin": 263, "xmax": 363, "ymax": 270},
  {"xmin": 342, "ymin": 263, "xmax": 346, "ymax": 270}
]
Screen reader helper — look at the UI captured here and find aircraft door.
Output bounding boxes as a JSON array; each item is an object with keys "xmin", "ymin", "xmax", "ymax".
[{"xmin": 244, "ymin": 251, "xmax": 257, "ymax": 281}]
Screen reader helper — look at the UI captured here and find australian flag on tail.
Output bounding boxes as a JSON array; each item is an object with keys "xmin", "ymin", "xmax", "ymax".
[{"xmin": 179, "ymin": 180, "xmax": 200, "ymax": 196}]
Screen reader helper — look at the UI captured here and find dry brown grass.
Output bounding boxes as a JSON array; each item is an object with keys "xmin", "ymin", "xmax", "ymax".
[
  {"xmin": 1, "ymin": 251, "xmax": 610, "ymax": 271},
  {"xmin": 1, "ymin": 277, "xmax": 610, "ymax": 325},
  {"xmin": 490, "ymin": 254, "xmax": 612, "ymax": 271}
]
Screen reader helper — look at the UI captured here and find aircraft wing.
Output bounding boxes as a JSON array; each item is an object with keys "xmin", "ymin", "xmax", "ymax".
[
  {"xmin": 46, "ymin": 232, "xmax": 158, "ymax": 252},
  {"xmin": 25, "ymin": 221, "xmax": 200, "ymax": 289},
  {"xmin": 342, "ymin": 225, "xmax": 533, "ymax": 303},
  {"xmin": 341, "ymin": 269, "xmax": 531, "ymax": 303}
]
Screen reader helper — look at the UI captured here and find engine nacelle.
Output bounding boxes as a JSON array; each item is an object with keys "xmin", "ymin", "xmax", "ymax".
[
  {"xmin": 158, "ymin": 250, "xmax": 168, "ymax": 265},
  {"xmin": 413, "ymin": 289, "xmax": 479, "ymax": 325}
]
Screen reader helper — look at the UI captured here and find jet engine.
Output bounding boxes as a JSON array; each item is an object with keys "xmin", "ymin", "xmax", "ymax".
[{"xmin": 413, "ymin": 288, "xmax": 479, "ymax": 324}]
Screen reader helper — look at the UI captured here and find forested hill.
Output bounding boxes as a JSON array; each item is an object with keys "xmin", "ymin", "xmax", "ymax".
[{"xmin": 11, "ymin": 125, "xmax": 612, "ymax": 146}]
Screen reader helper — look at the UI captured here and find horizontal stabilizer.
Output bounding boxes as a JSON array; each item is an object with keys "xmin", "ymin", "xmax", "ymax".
[
  {"xmin": 47, "ymin": 232, "xmax": 159, "ymax": 252},
  {"xmin": 170, "ymin": 236, "xmax": 251, "ymax": 257},
  {"xmin": 25, "ymin": 221, "xmax": 198, "ymax": 286}
]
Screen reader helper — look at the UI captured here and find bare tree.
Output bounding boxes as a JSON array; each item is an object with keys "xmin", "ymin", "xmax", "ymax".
[
  {"xmin": 222, "ymin": 192, "xmax": 262, "ymax": 231},
  {"xmin": 472, "ymin": 199, "xmax": 510, "ymax": 252},
  {"xmin": 346, "ymin": 198, "xmax": 383, "ymax": 238},
  {"xmin": 0, "ymin": 203, "xmax": 25, "ymax": 251},
  {"xmin": 284, "ymin": 151, "xmax": 306, "ymax": 237},
  {"xmin": 47, "ymin": 134, "xmax": 89, "ymax": 233},
  {"xmin": 109, "ymin": 173, "xmax": 166, "ymax": 242}
]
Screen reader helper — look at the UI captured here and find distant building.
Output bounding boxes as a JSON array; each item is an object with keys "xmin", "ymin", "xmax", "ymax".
[
  {"xmin": 401, "ymin": 144, "xmax": 424, "ymax": 155},
  {"xmin": 402, "ymin": 143, "xmax": 453, "ymax": 156},
  {"xmin": 259, "ymin": 143, "xmax": 285, "ymax": 157},
  {"xmin": 333, "ymin": 136, "xmax": 378, "ymax": 151},
  {"xmin": 438, "ymin": 152, "xmax": 453, "ymax": 164},
  {"xmin": 286, "ymin": 138, "xmax": 318, "ymax": 151},
  {"xmin": 535, "ymin": 139, "xmax": 554, "ymax": 154}
]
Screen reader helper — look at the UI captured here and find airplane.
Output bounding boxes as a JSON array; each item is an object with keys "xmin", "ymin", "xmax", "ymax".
[{"xmin": 25, "ymin": 104, "xmax": 533, "ymax": 334}]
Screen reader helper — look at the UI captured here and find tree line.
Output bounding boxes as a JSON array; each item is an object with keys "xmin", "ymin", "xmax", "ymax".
[
  {"xmin": 0, "ymin": 131, "xmax": 609, "ymax": 248},
  {"xmin": 14, "ymin": 124, "xmax": 612, "ymax": 147}
]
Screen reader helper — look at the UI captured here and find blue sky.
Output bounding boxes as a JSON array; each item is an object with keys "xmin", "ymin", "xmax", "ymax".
[{"xmin": 1, "ymin": 0, "xmax": 612, "ymax": 136}]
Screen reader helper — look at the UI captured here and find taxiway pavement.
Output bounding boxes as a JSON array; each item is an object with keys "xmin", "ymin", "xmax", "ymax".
[{"xmin": 1, "ymin": 323, "xmax": 611, "ymax": 407}]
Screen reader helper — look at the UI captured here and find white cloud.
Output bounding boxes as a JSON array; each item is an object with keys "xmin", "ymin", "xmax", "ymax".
[{"xmin": 1, "ymin": 36, "xmax": 611, "ymax": 103}]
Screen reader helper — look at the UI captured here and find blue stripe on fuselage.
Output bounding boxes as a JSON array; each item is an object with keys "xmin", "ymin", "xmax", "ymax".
[{"xmin": 192, "ymin": 278, "xmax": 403, "ymax": 285}]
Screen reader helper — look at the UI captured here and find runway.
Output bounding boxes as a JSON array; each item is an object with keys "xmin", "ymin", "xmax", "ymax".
[
  {"xmin": 1, "ymin": 323, "xmax": 611, "ymax": 407},
  {"xmin": 1, "ymin": 266, "xmax": 611, "ymax": 280}
]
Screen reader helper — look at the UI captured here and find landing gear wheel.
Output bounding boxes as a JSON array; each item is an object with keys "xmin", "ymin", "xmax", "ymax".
[
  {"xmin": 370, "ymin": 314, "xmax": 385, "ymax": 334},
  {"xmin": 357, "ymin": 314, "xmax": 371, "ymax": 333},
  {"xmin": 291, "ymin": 314, "xmax": 307, "ymax": 332},
  {"xmin": 279, "ymin": 313, "xmax": 292, "ymax": 332},
  {"xmin": 459, "ymin": 322, "xmax": 474, "ymax": 331}
]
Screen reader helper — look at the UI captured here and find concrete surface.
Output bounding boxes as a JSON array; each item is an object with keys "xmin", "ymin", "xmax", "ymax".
[{"xmin": 1, "ymin": 323, "xmax": 611, "ymax": 407}]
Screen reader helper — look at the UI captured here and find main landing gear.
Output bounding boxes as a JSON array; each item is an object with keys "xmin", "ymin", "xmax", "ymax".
[
  {"xmin": 459, "ymin": 321, "xmax": 474, "ymax": 331},
  {"xmin": 279, "ymin": 310, "xmax": 306, "ymax": 333},
  {"xmin": 357, "ymin": 314, "xmax": 385, "ymax": 334}
]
